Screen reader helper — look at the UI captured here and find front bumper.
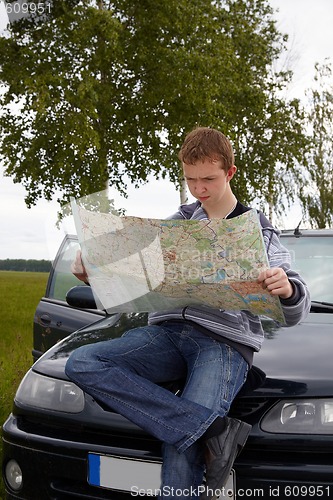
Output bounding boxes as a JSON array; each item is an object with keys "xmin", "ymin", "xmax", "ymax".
[
  {"xmin": 2, "ymin": 413, "xmax": 161, "ymax": 500},
  {"xmin": 2, "ymin": 413, "xmax": 333, "ymax": 500}
]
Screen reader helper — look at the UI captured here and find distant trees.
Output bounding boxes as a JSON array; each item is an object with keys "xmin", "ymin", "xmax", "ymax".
[{"xmin": 0, "ymin": 259, "xmax": 52, "ymax": 272}]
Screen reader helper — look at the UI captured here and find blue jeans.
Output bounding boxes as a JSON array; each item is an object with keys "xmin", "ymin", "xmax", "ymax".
[{"xmin": 65, "ymin": 321, "xmax": 248, "ymax": 498}]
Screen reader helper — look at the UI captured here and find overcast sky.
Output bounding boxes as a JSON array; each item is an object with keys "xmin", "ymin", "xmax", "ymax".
[{"xmin": 0, "ymin": 0, "xmax": 332, "ymax": 260}]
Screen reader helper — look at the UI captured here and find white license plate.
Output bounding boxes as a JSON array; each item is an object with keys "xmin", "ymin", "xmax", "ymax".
[
  {"xmin": 88, "ymin": 454, "xmax": 162, "ymax": 493},
  {"xmin": 216, "ymin": 470, "xmax": 235, "ymax": 499},
  {"xmin": 88, "ymin": 453, "xmax": 235, "ymax": 499}
]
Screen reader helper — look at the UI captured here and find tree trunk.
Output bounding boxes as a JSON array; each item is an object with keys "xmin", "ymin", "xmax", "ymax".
[{"xmin": 179, "ymin": 177, "xmax": 188, "ymax": 205}]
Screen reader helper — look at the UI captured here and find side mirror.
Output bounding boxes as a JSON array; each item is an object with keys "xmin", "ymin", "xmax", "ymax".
[{"xmin": 66, "ymin": 286, "xmax": 97, "ymax": 309}]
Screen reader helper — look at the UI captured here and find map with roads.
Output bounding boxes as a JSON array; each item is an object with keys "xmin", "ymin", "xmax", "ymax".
[{"xmin": 71, "ymin": 200, "xmax": 285, "ymax": 323}]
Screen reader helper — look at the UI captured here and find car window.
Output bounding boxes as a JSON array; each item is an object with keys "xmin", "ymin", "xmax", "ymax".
[
  {"xmin": 48, "ymin": 238, "xmax": 84, "ymax": 301},
  {"xmin": 283, "ymin": 235, "xmax": 333, "ymax": 303}
]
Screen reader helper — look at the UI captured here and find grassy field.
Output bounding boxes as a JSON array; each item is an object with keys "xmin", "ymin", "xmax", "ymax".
[{"xmin": 0, "ymin": 271, "xmax": 48, "ymax": 499}]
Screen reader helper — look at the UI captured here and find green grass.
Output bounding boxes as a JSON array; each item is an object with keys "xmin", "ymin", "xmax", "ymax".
[{"xmin": 0, "ymin": 271, "xmax": 48, "ymax": 499}]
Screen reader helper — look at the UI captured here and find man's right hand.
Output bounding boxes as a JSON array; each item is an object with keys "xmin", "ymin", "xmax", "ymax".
[{"xmin": 71, "ymin": 250, "xmax": 89, "ymax": 283}]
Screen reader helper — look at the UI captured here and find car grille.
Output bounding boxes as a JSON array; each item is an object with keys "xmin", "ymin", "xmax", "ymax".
[
  {"xmin": 49, "ymin": 479, "xmax": 134, "ymax": 499},
  {"xmin": 229, "ymin": 396, "xmax": 271, "ymax": 419}
]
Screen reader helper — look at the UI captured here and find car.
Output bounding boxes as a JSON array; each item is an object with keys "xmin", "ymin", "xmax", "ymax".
[
  {"xmin": 32, "ymin": 234, "xmax": 106, "ymax": 361},
  {"xmin": 2, "ymin": 228, "xmax": 333, "ymax": 499}
]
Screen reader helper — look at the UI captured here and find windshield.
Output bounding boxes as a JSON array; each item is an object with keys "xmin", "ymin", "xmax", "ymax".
[{"xmin": 282, "ymin": 235, "xmax": 333, "ymax": 304}]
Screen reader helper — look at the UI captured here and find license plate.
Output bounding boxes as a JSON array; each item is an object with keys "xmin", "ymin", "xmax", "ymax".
[
  {"xmin": 88, "ymin": 454, "xmax": 161, "ymax": 493},
  {"xmin": 216, "ymin": 470, "xmax": 235, "ymax": 499},
  {"xmin": 88, "ymin": 453, "xmax": 235, "ymax": 499}
]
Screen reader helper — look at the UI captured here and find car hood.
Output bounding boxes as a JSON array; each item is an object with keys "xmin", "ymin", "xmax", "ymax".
[
  {"xmin": 253, "ymin": 311, "xmax": 333, "ymax": 397},
  {"xmin": 32, "ymin": 311, "xmax": 333, "ymax": 398}
]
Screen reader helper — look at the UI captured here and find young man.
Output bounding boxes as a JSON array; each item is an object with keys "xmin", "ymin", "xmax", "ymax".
[{"xmin": 66, "ymin": 127, "xmax": 310, "ymax": 499}]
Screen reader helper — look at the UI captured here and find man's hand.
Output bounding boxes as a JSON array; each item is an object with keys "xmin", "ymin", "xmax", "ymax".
[
  {"xmin": 71, "ymin": 250, "xmax": 89, "ymax": 283},
  {"xmin": 257, "ymin": 267, "xmax": 293, "ymax": 299}
]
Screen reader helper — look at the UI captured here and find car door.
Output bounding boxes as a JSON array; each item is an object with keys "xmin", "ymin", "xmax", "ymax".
[{"xmin": 33, "ymin": 235, "xmax": 105, "ymax": 361}]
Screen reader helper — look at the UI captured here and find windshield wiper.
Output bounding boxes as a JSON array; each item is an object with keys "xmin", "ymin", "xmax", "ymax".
[{"xmin": 311, "ymin": 301, "xmax": 333, "ymax": 313}]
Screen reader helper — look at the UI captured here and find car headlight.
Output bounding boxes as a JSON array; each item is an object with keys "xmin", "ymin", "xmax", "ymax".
[
  {"xmin": 15, "ymin": 370, "xmax": 85, "ymax": 413},
  {"xmin": 261, "ymin": 399, "xmax": 333, "ymax": 434}
]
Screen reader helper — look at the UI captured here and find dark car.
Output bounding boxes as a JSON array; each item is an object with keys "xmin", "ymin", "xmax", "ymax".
[
  {"xmin": 3, "ymin": 229, "xmax": 333, "ymax": 499},
  {"xmin": 32, "ymin": 234, "xmax": 106, "ymax": 361}
]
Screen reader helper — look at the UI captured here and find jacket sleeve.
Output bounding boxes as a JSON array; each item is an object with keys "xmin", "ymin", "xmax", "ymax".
[{"xmin": 263, "ymin": 228, "xmax": 311, "ymax": 326}]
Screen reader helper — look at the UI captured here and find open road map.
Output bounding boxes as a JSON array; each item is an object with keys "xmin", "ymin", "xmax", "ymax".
[{"xmin": 71, "ymin": 200, "xmax": 285, "ymax": 323}]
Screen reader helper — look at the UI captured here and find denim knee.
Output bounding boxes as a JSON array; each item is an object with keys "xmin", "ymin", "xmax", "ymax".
[{"xmin": 65, "ymin": 344, "xmax": 93, "ymax": 382}]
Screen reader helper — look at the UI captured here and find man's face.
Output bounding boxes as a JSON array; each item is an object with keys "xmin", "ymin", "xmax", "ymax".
[{"xmin": 183, "ymin": 158, "xmax": 236, "ymax": 211}]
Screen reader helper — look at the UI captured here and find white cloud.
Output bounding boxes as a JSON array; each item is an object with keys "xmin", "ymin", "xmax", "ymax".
[
  {"xmin": 0, "ymin": 3, "xmax": 8, "ymax": 31},
  {"xmin": 0, "ymin": 168, "xmax": 182, "ymax": 259},
  {"xmin": 270, "ymin": 0, "xmax": 333, "ymax": 98}
]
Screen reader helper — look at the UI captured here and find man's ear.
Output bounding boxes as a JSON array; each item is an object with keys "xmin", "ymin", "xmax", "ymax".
[{"xmin": 226, "ymin": 165, "xmax": 237, "ymax": 182}]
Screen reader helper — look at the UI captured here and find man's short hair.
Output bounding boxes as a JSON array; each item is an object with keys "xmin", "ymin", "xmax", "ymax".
[{"xmin": 178, "ymin": 127, "xmax": 234, "ymax": 172}]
